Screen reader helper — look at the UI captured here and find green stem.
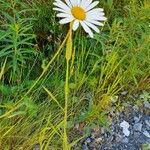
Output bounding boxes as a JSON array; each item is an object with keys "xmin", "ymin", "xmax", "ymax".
[
  {"xmin": 63, "ymin": 60, "xmax": 69, "ymax": 150},
  {"xmin": 63, "ymin": 21, "xmax": 73, "ymax": 150}
]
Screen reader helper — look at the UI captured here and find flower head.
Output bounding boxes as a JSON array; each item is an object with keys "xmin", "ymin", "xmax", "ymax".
[{"xmin": 53, "ymin": 0, "xmax": 107, "ymax": 38}]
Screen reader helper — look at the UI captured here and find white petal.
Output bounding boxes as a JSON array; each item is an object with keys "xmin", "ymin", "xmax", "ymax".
[
  {"xmin": 64, "ymin": 0, "xmax": 72, "ymax": 7},
  {"xmin": 87, "ymin": 8, "xmax": 104, "ymax": 14},
  {"xmin": 53, "ymin": 7, "xmax": 70, "ymax": 14},
  {"xmin": 94, "ymin": 16, "xmax": 107, "ymax": 21},
  {"xmin": 80, "ymin": 0, "xmax": 92, "ymax": 9},
  {"xmin": 86, "ymin": 12, "xmax": 107, "ymax": 21},
  {"xmin": 86, "ymin": 10, "xmax": 105, "ymax": 19},
  {"xmin": 76, "ymin": 0, "xmax": 81, "ymax": 5},
  {"xmin": 86, "ymin": 19, "xmax": 104, "ymax": 26},
  {"xmin": 70, "ymin": 0, "xmax": 78, "ymax": 6},
  {"xmin": 85, "ymin": 1, "xmax": 99, "ymax": 11},
  {"xmin": 53, "ymin": 1, "xmax": 70, "ymax": 12},
  {"xmin": 84, "ymin": 21, "xmax": 99, "ymax": 33},
  {"xmin": 55, "ymin": 0, "xmax": 71, "ymax": 8},
  {"xmin": 86, "ymin": 11, "xmax": 106, "ymax": 21},
  {"xmin": 73, "ymin": 20, "xmax": 79, "ymax": 31},
  {"xmin": 57, "ymin": 13, "xmax": 72, "ymax": 18},
  {"xmin": 86, "ymin": 12, "xmax": 105, "ymax": 19},
  {"xmin": 80, "ymin": 21, "xmax": 94, "ymax": 38},
  {"xmin": 59, "ymin": 17, "xmax": 73, "ymax": 24}
]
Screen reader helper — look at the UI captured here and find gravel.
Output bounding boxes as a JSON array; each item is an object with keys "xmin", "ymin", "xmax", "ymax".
[
  {"xmin": 133, "ymin": 123, "xmax": 143, "ymax": 132},
  {"xmin": 80, "ymin": 110, "xmax": 150, "ymax": 150},
  {"xmin": 77, "ymin": 92, "xmax": 150, "ymax": 150}
]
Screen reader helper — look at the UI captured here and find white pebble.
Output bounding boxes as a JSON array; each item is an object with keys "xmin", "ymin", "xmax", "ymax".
[
  {"xmin": 143, "ymin": 131, "xmax": 150, "ymax": 138},
  {"xmin": 120, "ymin": 121, "xmax": 130, "ymax": 136}
]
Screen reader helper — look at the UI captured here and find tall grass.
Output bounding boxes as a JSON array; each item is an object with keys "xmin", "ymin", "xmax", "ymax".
[
  {"xmin": 0, "ymin": 0, "xmax": 150, "ymax": 149},
  {"xmin": 0, "ymin": 0, "xmax": 37, "ymax": 83}
]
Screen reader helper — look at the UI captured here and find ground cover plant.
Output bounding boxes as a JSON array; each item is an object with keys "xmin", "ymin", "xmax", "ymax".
[{"xmin": 0, "ymin": 0, "xmax": 150, "ymax": 149}]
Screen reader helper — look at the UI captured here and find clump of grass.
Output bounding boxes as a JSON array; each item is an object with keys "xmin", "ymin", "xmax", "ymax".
[{"xmin": 0, "ymin": 0, "xmax": 37, "ymax": 83}]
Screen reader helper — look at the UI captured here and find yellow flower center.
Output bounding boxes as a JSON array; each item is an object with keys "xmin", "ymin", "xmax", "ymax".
[{"xmin": 71, "ymin": 6, "xmax": 86, "ymax": 20}]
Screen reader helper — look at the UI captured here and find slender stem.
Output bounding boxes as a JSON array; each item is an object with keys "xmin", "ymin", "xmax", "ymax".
[
  {"xmin": 63, "ymin": 21, "xmax": 73, "ymax": 150},
  {"xmin": 63, "ymin": 60, "xmax": 69, "ymax": 150}
]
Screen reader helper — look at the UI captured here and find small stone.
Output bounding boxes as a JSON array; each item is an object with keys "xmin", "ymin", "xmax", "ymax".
[
  {"xmin": 122, "ymin": 137, "xmax": 129, "ymax": 143},
  {"xmin": 114, "ymin": 134, "xmax": 122, "ymax": 143},
  {"xmin": 108, "ymin": 136, "xmax": 114, "ymax": 142},
  {"xmin": 95, "ymin": 137, "xmax": 102, "ymax": 143},
  {"xmin": 143, "ymin": 131, "xmax": 150, "ymax": 138},
  {"xmin": 133, "ymin": 123, "xmax": 143, "ymax": 132},
  {"xmin": 145, "ymin": 120, "xmax": 150, "ymax": 127},
  {"xmin": 101, "ymin": 127, "xmax": 105, "ymax": 134},
  {"xmin": 91, "ymin": 134, "xmax": 96, "ymax": 139},
  {"xmin": 134, "ymin": 116, "xmax": 141, "ymax": 123},
  {"xmin": 120, "ymin": 121, "xmax": 130, "ymax": 136},
  {"xmin": 133, "ymin": 105, "xmax": 139, "ymax": 111},
  {"xmin": 74, "ymin": 124, "xmax": 79, "ymax": 129},
  {"xmin": 104, "ymin": 131, "xmax": 111, "ymax": 138},
  {"xmin": 121, "ymin": 91, "xmax": 128, "ymax": 95},
  {"xmin": 82, "ymin": 145, "xmax": 89, "ymax": 150},
  {"xmin": 144, "ymin": 101, "xmax": 150, "ymax": 109},
  {"xmin": 86, "ymin": 137, "xmax": 92, "ymax": 143},
  {"xmin": 93, "ymin": 125, "xmax": 100, "ymax": 132}
]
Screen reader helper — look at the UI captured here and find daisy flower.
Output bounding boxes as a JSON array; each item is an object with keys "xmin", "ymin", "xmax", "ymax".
[{"xmin": 53, "ymin": 0, "xmax": 107, "ymax": 38}]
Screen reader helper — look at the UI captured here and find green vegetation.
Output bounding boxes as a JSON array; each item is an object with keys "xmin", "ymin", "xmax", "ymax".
[{"xmin": 0, "ymin": 0, "xmax": 150, "ymax": 149}]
